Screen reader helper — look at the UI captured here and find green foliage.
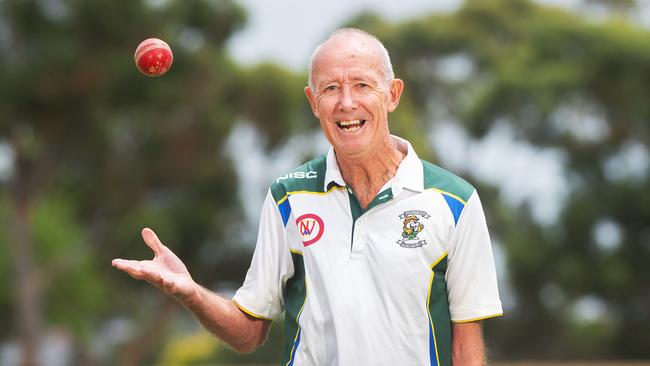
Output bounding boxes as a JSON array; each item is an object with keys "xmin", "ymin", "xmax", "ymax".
[
  {"xmin": 0, "ymin": 0, "xmax": 306, "ymax": 363},
  {"xmin": 234, "ymin": 62, "xmax": 313, "ymax": 150},
  {"xmin": 32, "ymin": 196, "xmax": 106, "ymax": 339},
  {"xmin": 0, "ymin": 197, "xmax": 10, "ymax": 337}
]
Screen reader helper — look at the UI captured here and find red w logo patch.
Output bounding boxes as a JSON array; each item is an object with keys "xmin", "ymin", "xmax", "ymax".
[{"xmin": 295, "ymin": 214, "xmax": 324, "ymax": 247}]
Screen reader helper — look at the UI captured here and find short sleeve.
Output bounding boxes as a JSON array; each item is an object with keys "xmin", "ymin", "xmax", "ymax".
[
  {"xmin": 233, "ymin": 189, "xmax": 294, "ymax": 320},
  {"xmin": 446, "ymin": 190, "xmax": 503, "ymax": 322}
]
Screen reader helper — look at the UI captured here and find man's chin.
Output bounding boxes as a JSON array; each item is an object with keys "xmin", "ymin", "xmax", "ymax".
[{"xmin": 331, "ymin": 141, "xmax": 371, "ymax": 160}]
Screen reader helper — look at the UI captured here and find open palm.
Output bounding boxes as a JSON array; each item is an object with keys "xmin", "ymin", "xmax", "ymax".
[{"xmin": 112, "ymin": 228, "xmax": 197, "ymax": 302}]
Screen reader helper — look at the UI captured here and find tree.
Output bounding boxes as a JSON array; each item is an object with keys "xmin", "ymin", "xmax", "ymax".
[{"xmin": 0, "ymin": 0, "xmax": 309, "ymax": 364}]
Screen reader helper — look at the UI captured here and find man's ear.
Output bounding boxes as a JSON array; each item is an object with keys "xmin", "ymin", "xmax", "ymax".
[
  {"xmin": 305, "ymin": 86, "xmax": 320, "ymax": 119},
  {"xmin": 387, "ymin": 79, "xmax": 404, "ymax": 113}
]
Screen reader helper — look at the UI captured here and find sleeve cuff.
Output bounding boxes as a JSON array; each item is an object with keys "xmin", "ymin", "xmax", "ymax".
[
  {"xmin": 232, "ymin": 299, "xmax": 273, "ymax": 321},
  {"xmin": 452, "ymin": 312, "xmax": 503, "ymax": 323}
]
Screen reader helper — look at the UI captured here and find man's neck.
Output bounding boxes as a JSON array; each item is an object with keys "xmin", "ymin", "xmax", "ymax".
[{"xmin": 336, "ymin": 137, "xmax": 406, "ymax": 209}]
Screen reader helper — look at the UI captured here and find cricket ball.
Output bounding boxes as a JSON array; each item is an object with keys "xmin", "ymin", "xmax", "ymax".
[{"xmin": 134, "ymin": 38, "xmax": 173, "ymax": 76}]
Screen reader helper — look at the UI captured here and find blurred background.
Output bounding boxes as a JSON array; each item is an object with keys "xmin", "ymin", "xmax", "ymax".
[{"xmin": 1, "ymin": 0, "xmax": 650, "ymax": 364}]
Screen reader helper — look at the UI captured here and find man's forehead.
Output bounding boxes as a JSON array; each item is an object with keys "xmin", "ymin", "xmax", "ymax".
[
  {"xmin": 315, "ymin": 67, "xmax": 383, "ymax": 84},
  {"xmin": 312, "ymin": 47, "xmax": 385, "ymax": 81}
]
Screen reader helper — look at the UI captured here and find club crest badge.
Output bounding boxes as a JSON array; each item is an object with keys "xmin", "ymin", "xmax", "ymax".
[{"xmin": 397, "ymin": 210, "xmax": 430, "ymax": 248}]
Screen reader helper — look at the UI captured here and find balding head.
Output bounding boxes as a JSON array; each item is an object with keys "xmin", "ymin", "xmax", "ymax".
[{"xmin": 308, "ymin": 28, "xmax": 395, "ymax": 90}]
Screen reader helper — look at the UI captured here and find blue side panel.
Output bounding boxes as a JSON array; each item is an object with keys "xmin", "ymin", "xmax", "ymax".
[
  {"xmin": 278, "ymin": 199, "xmax": 292, "ymax": 227},
  {"xmin": 443, "ymin": 194, "xmax": 465, "ymax": 226},
  {"xmin": 288, "ymin": 329, "xmax": 301, "ymax": 366},
  {"xmin": 429, "ymin": 320, "xmax": 438, "ymax": 366}
]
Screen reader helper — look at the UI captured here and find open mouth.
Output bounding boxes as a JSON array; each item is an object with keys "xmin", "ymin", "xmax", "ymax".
[{"xmin": 335, "ymin": 120, "xmax": 366, "ymax": 132}]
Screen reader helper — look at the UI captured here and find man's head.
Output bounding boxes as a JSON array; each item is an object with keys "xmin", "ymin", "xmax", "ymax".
[
  {"xmin": 305, "ymin": 28, "xmax": 404, "ymax": 160},
  {"xmin": 307, "ymin": 28, "xmax": 394, "ymax": 90}
]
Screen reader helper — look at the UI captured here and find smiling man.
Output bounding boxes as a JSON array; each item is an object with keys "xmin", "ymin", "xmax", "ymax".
[
  {"xmin": 304, "ymin": 29, "xmax": 405, "ymax": 209},
  {"xmin": 113, "ymin": 28, "xmax": 502, "ymax": 366}
]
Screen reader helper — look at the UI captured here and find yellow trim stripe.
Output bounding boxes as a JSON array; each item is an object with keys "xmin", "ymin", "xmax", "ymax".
[
  {"xmin": 452, "ymin": 313, "xmax": 504, "ymax": 323},
  {"xmin": 285, "ymin": 280, "xmax": 308, "ymax": 366},
  {"xmin": 277, "ymin": 194, "xmax": 289, "ymax": 205},
  {"xmin": 285, "ymin": 240, "xmax": 305, "ymax": 364},
  {"xmin": 277, "ymin": 185, "xmax": 347, "ymax": 205},
  {"xmin": 233, "ymin": 300, "xmax": 272, "ymax": 321},
  {"xmin": 427, "ymin": 271, "xmax": 441, "ymax": 366},
  {"xmin": 426, "ymin": 251, "xmax": 448, "ymax": 366},
  {"xmin": 425, "ymin": 251, "xmax": 448, "ymax": 310},
  {"xmin": 426, "ymin": 187, "xmax": 467, "ymax": 205},
  {"xmin": 430, "ymin": 251, "xmax": 449, "ymax": 270}
]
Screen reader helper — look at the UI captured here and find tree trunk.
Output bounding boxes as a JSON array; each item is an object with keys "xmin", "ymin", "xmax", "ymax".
[{"xmin": 7, "ymin": 138, "xmax": 42, "ymax": 366}]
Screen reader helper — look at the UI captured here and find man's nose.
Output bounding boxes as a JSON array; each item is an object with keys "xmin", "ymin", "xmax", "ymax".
[{"xmin": 337, "ymin": 86, "xmax": 358, "ymax": 111}]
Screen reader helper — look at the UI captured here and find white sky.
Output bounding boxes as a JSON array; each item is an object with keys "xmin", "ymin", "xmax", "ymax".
[
  {"xmin": 226, "ymin": 0, "xmax": 594, "ymax": 71},
  {"xmin": 227, "ymin": 0, "xmax": 462, "ymax": 71}
]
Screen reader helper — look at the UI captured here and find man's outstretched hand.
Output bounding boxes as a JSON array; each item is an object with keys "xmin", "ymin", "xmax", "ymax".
[
  {"xmin": 113, "ymin": 228, "xmax": 270, "ymax": 353},
  {"xmin": 112, "ymin": 228, "xmax": 198, "ymax": 304}
]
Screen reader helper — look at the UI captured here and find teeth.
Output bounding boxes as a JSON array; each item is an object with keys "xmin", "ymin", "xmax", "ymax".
[
  {"xmin": 337, "ymin": 120, "xmax": 361, "ymax": 126},
  {"xmin": 335, "ymin": 120, "xmax": 365, "ymax": 132}
]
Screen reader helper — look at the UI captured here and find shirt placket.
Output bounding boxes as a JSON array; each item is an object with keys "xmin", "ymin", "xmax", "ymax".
[{"xmin": 347, "ymin": 186, "xmax": 394, "ymax": 259}]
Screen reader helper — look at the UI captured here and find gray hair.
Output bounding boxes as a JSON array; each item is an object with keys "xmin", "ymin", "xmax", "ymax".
[{"xmin": 307, "ymin": 28, "xmax": 395, "ymax": 90}]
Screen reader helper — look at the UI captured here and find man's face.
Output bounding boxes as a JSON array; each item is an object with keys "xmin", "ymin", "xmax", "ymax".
[{"xmin": 305, "ymin": 36, "xmax": 403, "ymax": 160}]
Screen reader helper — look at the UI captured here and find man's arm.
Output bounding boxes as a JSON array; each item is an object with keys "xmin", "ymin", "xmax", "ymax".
[
  {"xmin": 452, "ymin": 321, "xmax": 486, "ymax": 366},
  {"xmin": 112, "ymin": 228, "xmax": 270, "ymax": 353},
  {"xmin": 183, "ymin": 286, "xmax": 271, "ymax": 353}
]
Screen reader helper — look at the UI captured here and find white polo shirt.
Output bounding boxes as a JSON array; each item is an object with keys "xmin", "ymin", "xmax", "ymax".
[{"xmin": 234, "ymin": 137, "xmax": 502, "ymax": 366}]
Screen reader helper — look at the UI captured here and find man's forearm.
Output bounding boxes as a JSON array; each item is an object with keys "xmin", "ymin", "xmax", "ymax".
[
  {"xmin": 452, "ymin": 322, "xmax": 486, "ymax": 366},
  {"xmin": 182, "ymin": 285, "xmax": 271, "ymax": 353}
]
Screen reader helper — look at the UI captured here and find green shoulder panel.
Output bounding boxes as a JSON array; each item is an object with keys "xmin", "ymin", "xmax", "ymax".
[
  {"xmin": 269, "ymin": 154, "xmax": 328, "ymax": 204},
  {"xmin": 421, "ymin": 160, "xmax": 474, "ymax": 203}
]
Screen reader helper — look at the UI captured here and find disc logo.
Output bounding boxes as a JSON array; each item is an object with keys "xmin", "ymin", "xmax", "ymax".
[{"xmin": 295, "ymin": 214, "xmax": 324, "ymax": 247}]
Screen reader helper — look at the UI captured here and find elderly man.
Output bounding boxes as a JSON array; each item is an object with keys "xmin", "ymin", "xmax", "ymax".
[{"xmin": 113, "ymin": 28, "xmax": 502, "ymax": 365}]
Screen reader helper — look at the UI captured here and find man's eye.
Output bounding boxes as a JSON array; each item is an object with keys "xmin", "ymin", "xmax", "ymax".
[
  {"xmin": 358, "ymin": 83, "xmax": 369, "ymax": 88},
  {"xmin": 325, "ymin": 85, "xmax": 337, "ymax": 91}
]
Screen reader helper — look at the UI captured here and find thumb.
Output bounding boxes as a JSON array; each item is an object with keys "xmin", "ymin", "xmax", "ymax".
[{"xmin": 141, "ymin": 227, "xmax": 166, "ymax": 256}]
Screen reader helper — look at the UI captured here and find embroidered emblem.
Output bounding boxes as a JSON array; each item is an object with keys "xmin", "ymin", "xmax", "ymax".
[
  {"xmin": 397, "ymin": 210, "xmax": 430, "ymax": 248},
  {"xmin": 296, "ymin": 214, "xmax": 325, "ymax": 247}
]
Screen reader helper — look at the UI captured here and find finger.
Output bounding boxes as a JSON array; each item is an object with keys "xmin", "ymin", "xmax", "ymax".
[
  {"xmin": 112, "ymin": 259, "xmax": 146, "ymax": 279},
  {"xmin": 130, "ymin": 263, "xmax": 168, "ymax": 288},
  {"xmin": 141, "ymin": 227, "xmax": 166, "ymax": 256},
  {"xmin": 112, "ymin": 258, "xmax": 139, "ymax": 270}
]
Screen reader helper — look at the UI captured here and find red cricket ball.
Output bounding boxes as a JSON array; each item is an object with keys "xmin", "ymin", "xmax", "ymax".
[{"xmin": 134, "ymin": 38, "xmax": 173, "ymax": 76}]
